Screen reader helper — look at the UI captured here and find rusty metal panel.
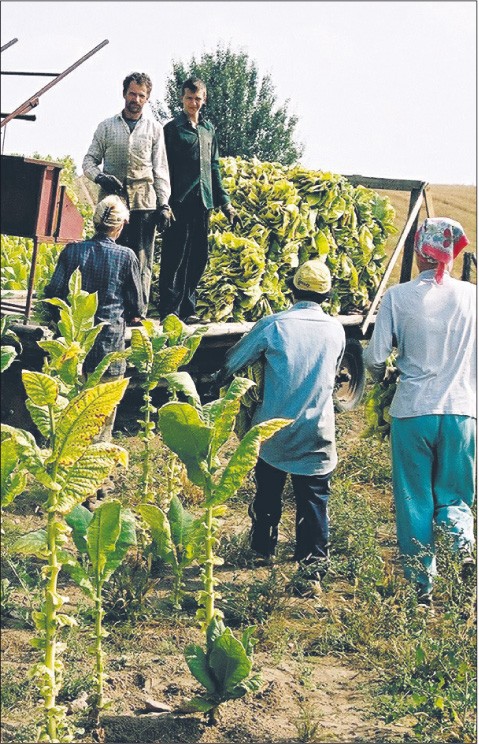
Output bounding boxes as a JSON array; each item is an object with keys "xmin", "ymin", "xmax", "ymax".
[{"xmin": 0, "ymin": 154, "xmax": 83, "ymax": 241}]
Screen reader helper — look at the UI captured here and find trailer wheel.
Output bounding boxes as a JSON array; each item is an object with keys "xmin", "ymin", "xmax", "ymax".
[{"xmin": 334, "ymin": 338, "xmax": 366, "ymax": 412}]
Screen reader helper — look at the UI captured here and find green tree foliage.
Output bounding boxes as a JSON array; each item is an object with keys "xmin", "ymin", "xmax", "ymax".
[{"xmin": 158, "ymin": 45, "xmax": 303, "ymax": 165}]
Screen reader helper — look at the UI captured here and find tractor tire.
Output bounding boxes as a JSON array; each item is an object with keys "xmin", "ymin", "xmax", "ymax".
[{"xmin": 334, "ymin": 338, "xmax": 366, "ymax": 412}]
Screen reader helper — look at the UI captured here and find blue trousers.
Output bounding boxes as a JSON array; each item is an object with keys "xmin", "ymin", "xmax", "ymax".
[
  {"xmin": 391, "ymin": 414, "xmax": 476, "ymax": 593},
  {"xmin": 251, "ymin": 458, "xmax": 332, "ymax": 563}
]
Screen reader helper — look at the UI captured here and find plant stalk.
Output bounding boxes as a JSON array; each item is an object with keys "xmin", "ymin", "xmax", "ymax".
[
  {"xmin": 94, "ymin": 578, "xmax": 104, "ymax": 724},
  {"xmin": 44, "ymin": 505, "xmax": 60, "ymax": 742},
  {"xmin": 204, "ymin": 503, "xmax": 215, "ymax": 626},
  {"xmin": 141, "ymin": 389, "xmax": 152, "ymax": 502}
]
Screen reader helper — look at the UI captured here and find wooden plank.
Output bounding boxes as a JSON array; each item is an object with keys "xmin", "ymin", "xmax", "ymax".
[
  {"xmin": 361, "ymin": 187, "xmax": 425, "ymax": 336},
  {"xmin": 399, "ymin": 188, "xmax": 422, "ymax": 284},
  {"xmin": 343, "ymin": 175, "xmax": 428, "ymax": 191}
]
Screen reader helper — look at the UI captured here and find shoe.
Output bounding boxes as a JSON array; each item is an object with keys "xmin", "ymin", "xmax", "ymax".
[
  {"xmin": 460, "ymin": 551, "xmax": 475, "ymax": 581},
  {"xmin": 250, "ymin": 550, "xmax": 276, "ymax": 567},
  {"xmin": 290, "ymin": 575, "xmax": 322, "ymax": 599},
  {"xmin": 416, "ymin": 588, "xmax": 434, "ymax": 612},
  {"xmin": 184, "ymin": 314, "xmax": 201, "ymax": 325}
]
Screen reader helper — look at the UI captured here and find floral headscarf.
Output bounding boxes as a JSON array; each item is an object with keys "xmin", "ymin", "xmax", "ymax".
[{"xmin": 414, "ymin": 217, "xmax": 469, "ymax": 284}]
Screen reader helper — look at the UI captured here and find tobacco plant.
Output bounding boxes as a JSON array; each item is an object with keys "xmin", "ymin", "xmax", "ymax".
[
  {"xmin": 1, "ymin": 315, "xmax": 22, "ymax": 374},
  {"xmin": 39, "ymin": 268, "xmax": 129, "ymax": 398},
  {"xmin": 156, "ymin": 375, "xmax": 291, "ymax": 723},
  {"xmin": 64, "ymin": 500, "xmax": 137, "ymax": 724},
  {"xmin": 3, "ymin": 372, "xmax": 129, "ymax": 742},
  {"xmin": 139, "ymin": 495, "xmax": 201, "ymax": 609},
  {"xmin": 128, "ymin": 315, "xmax": 206, "ymax": 504}
]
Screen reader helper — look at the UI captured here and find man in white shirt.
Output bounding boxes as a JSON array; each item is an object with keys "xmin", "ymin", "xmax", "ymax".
[
  {"xmin": 364, "ymin": 217, "xmax": 476, "ymax": 607},
  {"xmin": 83, "ymin": 72, "xmax": 171, "ymax": 305}
]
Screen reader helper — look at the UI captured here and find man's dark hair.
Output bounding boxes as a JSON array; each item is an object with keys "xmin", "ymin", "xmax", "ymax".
[
  {"xmin": 291, "ymin": 285, "xmax": 330, "ymax": 304},
  {"xmin": 181, "ymin": 77, "xmax": 207, "ymax": 96},
  {"xmin": 123, "ymin": 72, "xmax": 152, "ymax": 96}
]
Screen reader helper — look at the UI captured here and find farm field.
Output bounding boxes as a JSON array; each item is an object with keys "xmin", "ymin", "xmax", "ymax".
[
  {"xmin": 1, "ymin": 180, "xmax": 476, "ymax": 744},
  {"xmin": 1, "ymin": 399, "xmax": 476, "ymax": 744}
]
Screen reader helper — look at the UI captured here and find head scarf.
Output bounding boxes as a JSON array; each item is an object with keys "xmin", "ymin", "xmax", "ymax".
[
  {"xmin": 414, "ymin": 217, "xmax": 469, "ymax": 284},
  {"xmin": 293, "ymin": 258, "xmax": 331, "ymax": 294},
  {"xmin": 93, "ymin": 195, "xmax": 129, "ymax": 229}
]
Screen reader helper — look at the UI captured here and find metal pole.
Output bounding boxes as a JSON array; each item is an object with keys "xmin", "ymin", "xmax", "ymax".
[
  {"xmin": 1, "ymin": 38, "xmax": 18, "ymax": 53},
  {"xmin": 1, "ymin": 39, "xmax": 109, "ymax": 127}
]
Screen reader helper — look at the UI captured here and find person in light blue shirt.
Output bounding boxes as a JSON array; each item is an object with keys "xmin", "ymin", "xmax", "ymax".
[
  {"xmin": 221, "ymin": 259, "xmax": 346, "ymax": 594},
  {"xmin": 363, "ymin": 217, "xmax": 475, "ymax": 608}
]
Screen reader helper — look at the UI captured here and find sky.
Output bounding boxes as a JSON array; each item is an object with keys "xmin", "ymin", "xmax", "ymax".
[{"xmin": 1, "ymin": 1, "xmax": 476, "ymax": 185}]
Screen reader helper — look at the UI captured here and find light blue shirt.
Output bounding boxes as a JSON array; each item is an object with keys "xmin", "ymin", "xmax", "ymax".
[
  {"xmin": 363, "ymin": 270, "xmax": 476, "ymax": 418},
  {"xmin": 224, "ymin": 302, "xmax": 346, "ymax": 475}
]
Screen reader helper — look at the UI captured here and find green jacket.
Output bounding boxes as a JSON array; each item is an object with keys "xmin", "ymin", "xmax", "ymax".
[{"xmin": 163, "ymin": 111, "xmax": 230, "ymax": 210}]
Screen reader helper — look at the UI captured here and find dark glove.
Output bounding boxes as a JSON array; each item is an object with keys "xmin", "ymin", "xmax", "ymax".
[
  {"xmin": 95, "ymin": 173, "xmax": 124, "ymax": 195},
  {"xmin": 156, "ymin": 205, "xmax": 173, "ymax": 233},
  {"xmin": 222, "ymin": 203, "xmax": 242, "ymax": 229}
]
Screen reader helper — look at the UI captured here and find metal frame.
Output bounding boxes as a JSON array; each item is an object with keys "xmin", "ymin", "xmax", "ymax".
[{"xmin": 343, "ymin": 175, "xmax": 431, "ymax": 336}]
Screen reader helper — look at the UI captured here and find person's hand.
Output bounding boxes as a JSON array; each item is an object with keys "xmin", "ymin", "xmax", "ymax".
[
  {"xmin": 129, "ymin": 317, "xmax": 143, "ymax": 326},
  {"xmin": 222, "ymin": 203, "xmax": 242, "ymax": 229},
  {"xmin": 156, "ymin": 205, "xmax": 173, "ymax": 233},
  {"xmin": 95, "ymin": 173, "xmax": 124, "ymax": 195}
]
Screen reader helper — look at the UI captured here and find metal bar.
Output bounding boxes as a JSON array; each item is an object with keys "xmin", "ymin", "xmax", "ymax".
[
  {"xmin": 1, "ymin": 38, "xmax": 18, "ymax": 53},
  {"xmin": 423, "ymin": 187, "xmax": 435, "ymax": 217},
  {"xmin": 343, "ymin": 175, "xmax": 427, "ymax": 191},
  {"xmin": 399, "ymin": 188, "xmax": 422, "ymax": 284},
  {"xmin": 0, "ymin": 39, "xmax": 109, "ymax": 128},
  {"xmin": 361, "ymin": 187, "xmax": 425, "ymax": 336},
  {"xmin": 1, "ymin": 71, "xmax": 60, "ymax": 77},
  {"xmin": 24, "ymin": 237, "xmax": 40, "ymax": 323},
  {"xmin": 0, "ymin": 112, "xmax": 36, "ymax": 121}
]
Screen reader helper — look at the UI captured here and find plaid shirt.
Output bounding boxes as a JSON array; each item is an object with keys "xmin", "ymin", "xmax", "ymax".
[
  {"xmin": 83, "ymin": 113, "xmax": 171, "ymax": 210},
  {"xmin": 44, "ymin": 236, "xmax": 146, "ymax": 375}
]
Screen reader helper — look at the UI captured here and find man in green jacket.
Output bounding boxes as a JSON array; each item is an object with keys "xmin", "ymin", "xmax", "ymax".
[{"xmin": 158, "ymin": 77, "xmax": 238, "ymax": 323}]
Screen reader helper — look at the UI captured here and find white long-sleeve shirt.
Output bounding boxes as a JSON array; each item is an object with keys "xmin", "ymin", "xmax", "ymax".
[
  {"xmin": 363, "ymin": 270, "xmax": 476, "ymax": 418},
  {"xmin": 83, "ymin": 113, "xmax": 171, "ymax": 210}
]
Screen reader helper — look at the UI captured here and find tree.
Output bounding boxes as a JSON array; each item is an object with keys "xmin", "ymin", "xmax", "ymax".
[{"xmin": 156, "ymin": 45, "xmax": 304, "ymax": 166}]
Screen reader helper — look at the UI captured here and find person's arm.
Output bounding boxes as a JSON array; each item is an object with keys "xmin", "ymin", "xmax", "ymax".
[
  {"xmin": 210, "ymin": 128, "xmax": 230, "ymax": 208},
  {"xmin": 152, "ymin": 123, "xmax": 171, "ymax": 208},
  {"xmin": 82, "ymin": 122, "xmax": 106, "ymax": 183},
  {"xmin": 124, "ymin": 252, "xmax": 147, "ymax": 321},
  {"xmin": 363, "ymin": 292, "xmax": 394, "ymax": 381},
  {"xmin": 216, "ymin": 317, "xmax": 271, "ymax": 386},
  {"xmin": 43, "ymin": 249, "xmax": 70, "ymax": 300}
]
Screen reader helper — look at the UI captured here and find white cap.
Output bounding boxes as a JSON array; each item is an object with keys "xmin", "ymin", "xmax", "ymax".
[{"xmin": 93, "ymin": 195, "xmax": 129, "ymax": 228}]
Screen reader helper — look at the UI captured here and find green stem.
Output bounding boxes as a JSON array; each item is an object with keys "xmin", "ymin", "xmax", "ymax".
[
  {"xmin": 204, "ymin": 503, "xmax": 215, "ymax": 626},
  {"xmin": 45, "ymin": 506, "xmax": 60, "ymax": 742},
  {"xmin": 44, "ymin": 403, "xmax": 59, "ymax": 741},
  {"xmin": 141, "ymin": 388, "xmax": 153, "ymax": 503},
  {"xmin": 94, "ymin": 578, "xmax": 104, "ymax": 723}
]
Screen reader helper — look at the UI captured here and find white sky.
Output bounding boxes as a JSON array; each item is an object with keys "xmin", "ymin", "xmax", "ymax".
[{"xmin": 1, "ymin": 1, "xmax": 476, "ymax": 184}]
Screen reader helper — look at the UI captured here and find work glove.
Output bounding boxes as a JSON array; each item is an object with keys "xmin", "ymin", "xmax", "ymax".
[
  {"xmin": 156, "ymin": 204, "xmax": 173, "ymax": 233},
  {"xmin": 95, "ymin": 173, "xmax": 124, "ymax": 195},
  {"xmin": 222, "ymin": 203, "xmax": 242, "ymax": 229}
]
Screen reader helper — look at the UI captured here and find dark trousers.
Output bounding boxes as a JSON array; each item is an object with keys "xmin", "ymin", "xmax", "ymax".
[
  {"xmin": 119, "ymin": 209, "xmax": 156, "ymax": 306},
  {"xmin": 158, "ymin": 191, "xmax": 210, "ymax": 320},
  {"xmin": 251, "ymin": 458, "xmax": 332, "ymax": 563}
]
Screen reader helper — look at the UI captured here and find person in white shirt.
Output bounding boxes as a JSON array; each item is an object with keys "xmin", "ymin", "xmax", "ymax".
[
  {"xmin": 363, "ymin": 217, "xmax": 476, "ymax": 607},
  {"xmin": 83, "ymin": 72, "xmax": 171, "ymax": 305}
]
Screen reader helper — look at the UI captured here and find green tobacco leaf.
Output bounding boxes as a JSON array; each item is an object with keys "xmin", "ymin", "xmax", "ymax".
[
  {"xmin": 241, "ymin": 626, "xmax": 259, "ymax": 657},
  {"xmin": 209, "ymin": 627, "xmax": 252, "ymax": 694},
  {"xmin": 53, "ymin": 378, "xmax": 129, "ymax": 466},
  {"xmin": 162, "ymin": 372, "xmax": 201, "ymax": 409},
  {"xmin": 62, "ymin": 560, "xmax": 94, "ymax": 599},
  {"xmin": 148, "ymin": 346, "xmax": 190, "ymax": 390},
  {"xmin": 80, "ymin": 324, "xmax": 104, "ymax": 356},
  {"xmin": 1, "ymin": 424, "xmax": 60, "ymax": 493},
  {"xmin": 86, "ymin": 500, "xmax": 122, "ymax": 580},
  {"xmin": 209, "ymin": 377, "xmax": 256, "ymax": 459},
  {"xmin": 138, "ymin": 504, "xmax": 177, "ymax": 569},
  {"xmin": 168, "ymin": 495, "xmax": 196, "ymax": 553},
  {"xmin": 162, "ymin": 314, "xmax": 186, "ymax": 344},
  {"xmin": 22, "ymin": 370, "xmax": 58, "ymax": 406},
  {"xmin": 184, "ymin": 644, "xmax": 218, "ymax": 694},
  {"xmin": 84, "ymin": 351, "xmax": 130, "ymax": 389},
  {"xmin": 129, "ymin": 328, "xmax": 154, "ymax": 371},
  {"xmin": 207, "ymin": 418, "xmax": 291, "ymax": 506},
  {"xmin": 65, "ymin": 504, "xmax": 94, "ymax": 554},
  {"xmin": 56, "ymin": 442, "xmax": 128, "ymax": 513},
  {"xmin": 13, "ymin": 529, "xmax": 49, "ymax": 559},
  {"xmin": 1, "ymin": 346, "xmax": 17, "ymax": 373},
  {"xmin": 25, "ymin": 401, "xmax": 53, "ymax": 440},
  {"xmin": 1, "ymin": 436, "xmax": 23, "ymax": 506},
  {"xmin": 157, "ymin": 402, "xmax": 211, "ymax": 487},
  {"xmin": 182, "ymin": 696, "xmax": 215, "ymax": 713},
  {"xmin": 97, "ymin": 507, "xmax": 136, "ymax": 584}
]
